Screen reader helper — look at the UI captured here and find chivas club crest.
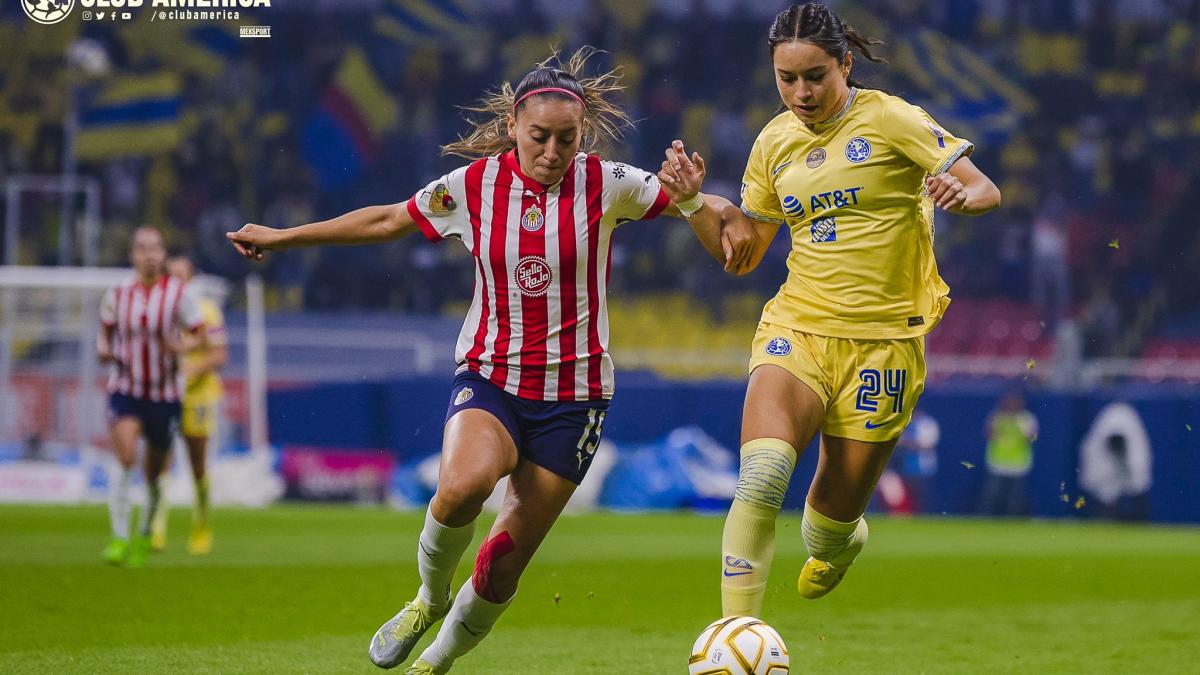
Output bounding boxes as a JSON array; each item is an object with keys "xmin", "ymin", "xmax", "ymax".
[
  {"xmin": 454, "ymin": 387, "xmax": 474, "ymax": 406},
  {"xmin": 521, "ymin": 203, "xmax": 545, "ymax": 232},
  {"xmin": 428, "ymin": 183, "xmax": 456, "ymax": 214}
]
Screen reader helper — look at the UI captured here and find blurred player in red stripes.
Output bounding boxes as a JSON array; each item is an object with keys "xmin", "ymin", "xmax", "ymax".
[
  {"xmin": 98, "ymin": 227, "xmax": 206, "ymax": 567},
  {"xmin": 227, "ymin": 49, "xmax": 753, "ymax": 673}
]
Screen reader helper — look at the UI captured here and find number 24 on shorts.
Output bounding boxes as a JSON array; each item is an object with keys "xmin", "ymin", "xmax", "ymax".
[{"xmin": 855, "ymin": 368, "xmax": 907, "ymax": 413}]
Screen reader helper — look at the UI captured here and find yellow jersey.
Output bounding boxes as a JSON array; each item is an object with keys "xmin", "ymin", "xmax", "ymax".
[
  {"xmin": 182, "ymin": 298, "xmax": 226, "ymax": 406},
  {"xmin": 740, "ymin": 88, "xmax": 973, "ymax": 339}
]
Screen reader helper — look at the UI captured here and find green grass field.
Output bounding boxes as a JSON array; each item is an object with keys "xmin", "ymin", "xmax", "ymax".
[{"xmin": 2, "ymin": 505, "xmax": 1198, "ymax": 674}]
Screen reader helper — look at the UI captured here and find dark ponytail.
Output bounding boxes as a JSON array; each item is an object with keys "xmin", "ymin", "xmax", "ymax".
[{"xmin": 768, "ymin": 2, "xmax": 886, "ymax": 89}]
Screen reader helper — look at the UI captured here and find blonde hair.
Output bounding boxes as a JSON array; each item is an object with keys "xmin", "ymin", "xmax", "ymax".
[{"xmin": 441, "ymin": 47, "xmax": 632, "ymax": 160}]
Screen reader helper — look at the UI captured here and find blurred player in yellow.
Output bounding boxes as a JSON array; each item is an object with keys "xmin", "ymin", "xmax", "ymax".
[
  {"xmin": 658, "ymin": 2, "xmax": 1001, "ymax": 618},
  {"xmin": 150, "ymin": 255, "xmax": 227, "ymax": 554}
]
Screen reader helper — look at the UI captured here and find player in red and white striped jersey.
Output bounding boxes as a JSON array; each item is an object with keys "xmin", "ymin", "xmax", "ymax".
[
  {"xmin": 97, "ymin": 226, "xmax": 205, "ymax": 567},
  {"xmin": 227, "ymin": 49, "xmax": 754, "ymax": 674}
]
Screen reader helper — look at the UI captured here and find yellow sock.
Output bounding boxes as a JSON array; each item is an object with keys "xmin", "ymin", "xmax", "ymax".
[
  {"xmin": 720, "ymin": 439, "xmax": 796, "ymax": 618},
  {"xmin": 802, "ymin": 502, "xmax": 868, "ymax": 568}
]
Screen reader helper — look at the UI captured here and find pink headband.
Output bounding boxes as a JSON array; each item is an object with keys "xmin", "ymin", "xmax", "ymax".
[{"xmin": 513, "ymin": 87, "xmax": 586, "ymax": 109}]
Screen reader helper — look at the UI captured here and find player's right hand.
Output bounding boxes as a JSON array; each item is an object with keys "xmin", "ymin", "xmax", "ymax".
[
  {"xmin": 226, "ymin": 224, "xmax": 277, "ymax": 261},
  {"xmin": 658, "ymin": 139, "xmax": 706, "ymax": 203}
]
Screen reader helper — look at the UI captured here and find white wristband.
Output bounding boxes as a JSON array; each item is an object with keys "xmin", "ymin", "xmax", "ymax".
[{"xmin": 675, "ymin": 193, "xmax": 704, "ymax": 217}]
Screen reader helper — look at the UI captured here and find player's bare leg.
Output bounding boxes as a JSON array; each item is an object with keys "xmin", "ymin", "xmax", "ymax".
[
  {"xmin": 183, "ymin": 433, "xmax": 213, "ymax": 554},
  {"xmin": 797, "ymin": 434, "xmax": 898, "ymax": 599},
  {"xmin": 412, "ymin": 458, "xmax": 576, "ymax": 673},
  {"xmin": 721, "ymin": 364, "xmax": 823, "ymax": 618},
  {"xmin": 102, "ymin": 417, "xmax": 142, "ymax": 565},
  {"xmin": 370, "ymin": 410, "xmax": 517, "ymax": 669}
]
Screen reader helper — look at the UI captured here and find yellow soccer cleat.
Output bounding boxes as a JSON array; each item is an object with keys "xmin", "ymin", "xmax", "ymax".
[
  {"xmin": 404, "ymin": 660, "xmax": 446, "ymax": 675},
  {"xmin": 187, "ymin": 523, "xmax": 213, "ymax": 555},
  {"xmin": 797, "ymin": 556, "xmax": 849, "ymax": 599}
]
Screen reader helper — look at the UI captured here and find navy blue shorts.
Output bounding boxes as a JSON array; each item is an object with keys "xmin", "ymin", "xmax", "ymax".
[
  {"xmin": 107, "ymin": 393, "xmax": 181, "ymax": 451},
  {"xmin": 444, "ymin": 370, "xmax": 610, "ymax": 485}
]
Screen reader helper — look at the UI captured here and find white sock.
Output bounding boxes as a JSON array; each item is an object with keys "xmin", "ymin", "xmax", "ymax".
[
  {"xmin": 416, "ymin": 508, "xmax": 476, "ymax": 611},
  {"xmin": 108, "ymin": 467, "xmax": 133, "ymax": 540},
  {"xmin": 419, "ymin": 581, "xmax": 513, "ymax": 670},
  {"xmin": 138, "ymin": 476, "xmax": 162, "ymax": 537}
]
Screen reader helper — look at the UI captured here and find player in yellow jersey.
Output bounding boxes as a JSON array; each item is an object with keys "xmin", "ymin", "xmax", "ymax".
[
  {"xmin": 151, "ymin": 255, "xmax": 228, "ymax": 554},
  {"xmin": 658, "ymin": 2, "xmax": 1001, "ymax": 619}
]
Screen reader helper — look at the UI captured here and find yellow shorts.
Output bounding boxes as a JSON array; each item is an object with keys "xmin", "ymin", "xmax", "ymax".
[
  {"xmin": 748, "ymin": 322, "xmax": 926, "ymax": 443},
  {"xmin": 180, "ymin": 402, "xmax": 217, "ymax": 439}
]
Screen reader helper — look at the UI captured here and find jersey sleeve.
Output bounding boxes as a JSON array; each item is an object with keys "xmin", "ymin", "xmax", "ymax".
[
  {"xmin": 739, "ymin": 131, "xmax": 787, "ymax": 225},
  {"xmin": 601, "ymin": 160, "xmax": 670, "ymax": 224},
  {"xmin": 406, "ymin": 165, "xmax": 473, "ymax": 243},
  {"xmin": 883, "ymin": 99, "xmax": 974, "ymax": 176},
  {"xmin": 177, "ymin": 285, "xmax": 205, "ymax": 331},
  {"xmin": 201, "ymin": 300, "xmax": 227, "ymax": 347},
  {"xmin": 100, "ymin": 287, "xmax": 117, "ymax": 327}
]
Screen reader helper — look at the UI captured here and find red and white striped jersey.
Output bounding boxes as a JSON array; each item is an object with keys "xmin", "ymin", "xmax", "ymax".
[
  {"xmin": 100, "ymin": 274, "xmax": 204, "ymax": 402},
  {"xmin": 407, "ymin": 150, "xmax": 669, "ymax": 401}
]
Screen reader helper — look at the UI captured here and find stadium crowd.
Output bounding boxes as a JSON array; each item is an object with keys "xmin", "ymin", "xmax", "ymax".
[{"xmin": 1, "ymin": 0, "xmax": 1198, "ymax": 358}]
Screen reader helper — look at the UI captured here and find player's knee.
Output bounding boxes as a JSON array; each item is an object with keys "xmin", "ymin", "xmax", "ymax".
[
  {"xmin": 472, "ymin": 530, "xmax": 517, "ymax": 603},
  {"xmin": 734, "ymin": 438, "xmax": 797, "ymax": 511},
  {"xmin": 431, "ymin": 476, "xmax": 494, "ymax": 525}
]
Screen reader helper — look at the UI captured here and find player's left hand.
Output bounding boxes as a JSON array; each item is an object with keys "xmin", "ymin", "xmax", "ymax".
[
  {"xmin": 926, "ymin": 173, "xmax": 968, "ymax": 212},
  {"xmin": 721, "ymin": 221, "xmax": 757, "ymax": 275}
]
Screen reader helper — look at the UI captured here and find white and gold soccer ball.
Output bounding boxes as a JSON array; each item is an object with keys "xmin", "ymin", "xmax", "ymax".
[{"xmin": 688, "ymin": 616, "xmax": 789, "ymax": 674}]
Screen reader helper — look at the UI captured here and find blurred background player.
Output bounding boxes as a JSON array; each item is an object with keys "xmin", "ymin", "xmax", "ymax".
[
  {"xmin": 658, "ymin": 1, "xmax": 1001, "ymax": 619},
  {"xmin": 97, "ymin": 227, "xmax": 206, "ymax": 567},
  {"xmin": 148, "ymin": 255, "xmax": 228, "ymax": 554},
  {"xmin": 227, "ymin": 50, "xmax": 750, "ymax": 674}
]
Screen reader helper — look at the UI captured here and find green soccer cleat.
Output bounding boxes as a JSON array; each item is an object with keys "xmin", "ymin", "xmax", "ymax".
[
  {"xmin": 126, "ymin": 536, "xmax": 151, "ymax": 568},
  {"xmin": 101, "ymin": 538, "xmax": 129, "ymax": 566},
  {"xmin": 797, "ymin": 556, "xmax": 850, "ymax": 599},
  {"xmin": 369, "ymin": 597, "xmax": 450, "ymax": 669},
  {"xmin": 404, "ymin": 659, "xmax": 446, "ymax": 675}
]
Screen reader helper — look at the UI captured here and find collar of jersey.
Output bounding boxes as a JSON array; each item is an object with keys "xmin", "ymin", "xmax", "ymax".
[
  {"xmin": 805, "ymin": 87, "xmax": 859, "ymax": 134},
  {"xmin": 501, "ymin": 149, "xmax": 564, "ymax": 193}
]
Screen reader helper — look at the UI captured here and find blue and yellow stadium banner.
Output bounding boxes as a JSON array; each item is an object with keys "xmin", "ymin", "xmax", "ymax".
[{"xmin": 77, "ymin": 72, "xmax": 182, "ymax": 160}]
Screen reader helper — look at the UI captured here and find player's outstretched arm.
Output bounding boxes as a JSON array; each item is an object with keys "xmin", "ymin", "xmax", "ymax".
[
  {"xmin": 927, "ymin": 156, "xmax": 1001, "ymax": 215},
  {"xmin": 226, "ymin": 203, "xmax": 417, "ymax": 261},
  {"xmin": 658, "ymin": 140, "xmax": 761, "ymax": 275}
]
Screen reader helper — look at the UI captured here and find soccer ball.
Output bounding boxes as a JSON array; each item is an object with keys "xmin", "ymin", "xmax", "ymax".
[{"xmin": 688, "ymin": 616, "xmax": 789, "ymax": 674}]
